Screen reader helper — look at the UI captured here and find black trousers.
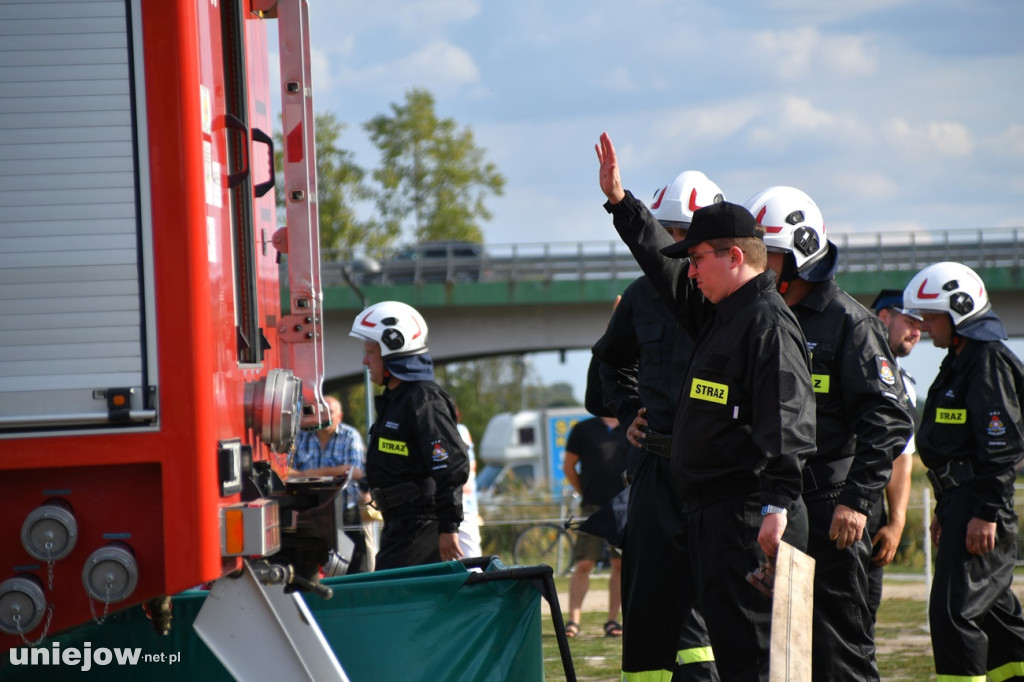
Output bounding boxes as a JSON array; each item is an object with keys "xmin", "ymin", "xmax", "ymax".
[
  {"xmin": 343, "ymin": 505, "xmax": 368, "ymax": 575},
  {"xmin": 865, "ymin": 497, "xmax": 886, "ymax": 628},
  {"xmin": 804, "ymin": 491, "xmax": 878, "ymax": 681},
  {"xmin": 375, "ymin": 515, "xmax": 440, "ymax": 570},
  {"xmin": 687, "ymin": 491, "xmax": 808, "ymax": 682},
  {"xmin": 931, "ymin": 485, "xmax": 1024, "ymax": 678},
  {"xmin": 620, "ymin": 452, "xmax": 718, "ymax": 681}
]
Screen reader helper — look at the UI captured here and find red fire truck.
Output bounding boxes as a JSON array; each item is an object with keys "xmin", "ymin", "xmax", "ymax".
[{"xmin": 0, "ymin": 0, "xmax": 341, "ymax": 664}]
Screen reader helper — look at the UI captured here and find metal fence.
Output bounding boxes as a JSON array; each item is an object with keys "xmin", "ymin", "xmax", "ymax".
[{"xmin": 321, "ymin": 226, "xmax": 1023, "ymax": 287}]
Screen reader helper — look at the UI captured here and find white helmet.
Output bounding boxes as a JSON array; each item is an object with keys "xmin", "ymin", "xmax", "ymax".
[
  {"xmin": 349, "ymin": 301, "xmax": 429, "ymax": 357},
  {"xmin": 903, "ymin": 262, "xmax": 989, "ymax": 329},
  {"xmin": 743, "ymin": 186, "xmax": 827, "ymax": 274},
  {"xmin": 649, "ymin": 171, "xmax": 725, "ymax": 227}
]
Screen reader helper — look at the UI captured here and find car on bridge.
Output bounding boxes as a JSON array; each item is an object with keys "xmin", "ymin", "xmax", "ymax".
[{"xmin": 370, "ymin": 240, "xmax": 490, "ymax": 284}]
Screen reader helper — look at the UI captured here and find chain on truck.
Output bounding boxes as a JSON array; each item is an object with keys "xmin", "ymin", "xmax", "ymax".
[{"xmin": 0, "ymin": 0, "xmax": 354, "ymax": 676}]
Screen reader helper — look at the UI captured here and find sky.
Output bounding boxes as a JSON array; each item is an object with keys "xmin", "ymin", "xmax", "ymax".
[{"xmin": 279, "ymin": 0, "xmax": 1024, "ymax": 402}]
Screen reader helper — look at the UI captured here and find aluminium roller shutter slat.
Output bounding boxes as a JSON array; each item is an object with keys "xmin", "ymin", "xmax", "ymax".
[{"xmin": 0, "ymin": 0, "xmax": 155, "ymax": 431}]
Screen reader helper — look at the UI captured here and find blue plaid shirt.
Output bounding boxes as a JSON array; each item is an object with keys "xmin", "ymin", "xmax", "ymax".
[{"xmin": 292, "ymin": 422, "xmax": 365, "ymax": 508}]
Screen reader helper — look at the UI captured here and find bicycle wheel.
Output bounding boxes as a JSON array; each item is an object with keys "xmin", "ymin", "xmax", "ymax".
[{"xmin": 513, "ymin": 523, "xmax": 575, "ymax": 574}]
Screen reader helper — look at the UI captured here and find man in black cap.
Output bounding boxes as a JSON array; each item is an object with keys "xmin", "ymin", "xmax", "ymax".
[
  {"xmin": 596, "ymin": 132, "xmax": 815, "ymax": 682},
  {"xmin": 865, "ymin": 289, "xmax": 922, "ymax": 624}
]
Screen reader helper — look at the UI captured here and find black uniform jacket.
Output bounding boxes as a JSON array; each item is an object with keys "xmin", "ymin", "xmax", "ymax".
[
  {"xmin": 606, "ymin": 191, "xmax": 816, "ymax": 508},
  {"xmin": 367, "ymin": 380, "xmax": 469, "ymax": 533},
  {"xmin": 791, "ymin": 279, "xmax": 913, "ymax": 515},
  {"xmin": 918, "ymin": 339, "xmax": 1024, "ymax": 522},
  {"xmin": 592, "ymin": 275, "xmax": 695, "ymax": 436}
]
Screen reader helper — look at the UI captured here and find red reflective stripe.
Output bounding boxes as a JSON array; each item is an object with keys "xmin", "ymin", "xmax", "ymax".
[
  {"xmin": 917, "ymin": 279, "xmax": 941, "ymax": 299},
  {"xmin": 650, "ymin": 187, "xmax": 667, "ymax": 210}
]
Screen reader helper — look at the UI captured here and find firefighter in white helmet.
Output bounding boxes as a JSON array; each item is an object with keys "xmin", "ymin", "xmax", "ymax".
[
  {"xmin": 743, "ymin": 185, "xmax": 913, "ymax": 681},
  {"xmin": 903, "ymin": 262, "xmax": 1024, "ymax": 679},
  {"xmin": 593, "ymin": 170, "xmax": 722, "ymax": 679},
  {"xmin": 350, "ymin": 301, "xmax": 469, "ymax": 569}
]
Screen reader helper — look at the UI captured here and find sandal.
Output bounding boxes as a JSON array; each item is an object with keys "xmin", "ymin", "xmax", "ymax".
[
  {"xmin": 604, "ymin": 620, "xmax": 623, "ymax": 637},
  {"xmin": 565, "ymin": 621, "xmax": 580, "ymax": 638}
]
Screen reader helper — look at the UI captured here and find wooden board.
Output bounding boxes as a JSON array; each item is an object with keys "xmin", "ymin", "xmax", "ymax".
[{"xmin": 769, "ymin": 540, "xmax": 815, "ymax": 682}]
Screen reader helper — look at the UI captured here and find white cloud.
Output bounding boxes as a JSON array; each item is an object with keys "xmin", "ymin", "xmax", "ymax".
[
  {"xmin": 925, "ymin": 122, "xmax": 973, "ymax": 157},
  {"xmin": 606, "ymin": 67, "xmax": 637, "ymax": 93},
  {"xmin": 780, "ymin": 96, "xmax": 835, "ymax": 131},
  {"xmin": 313, "ymin": 0, "xmax": 480, "ymax": 37},
  {"xmin": 643, "ymin": 100, "xmax": 764, "ymax": 160},
  {"xmin": 990, "ymin": 124, "xmax": 1024, "ymax": 158},
  {"xmin": 885, "ymin": 118, "xmax": 973, "ymax": 158},
  {"xmin": 744, "ymin": 97, "xmax": 870, "ymax": 153},
  {"xmin": 311, "ymin": 47, "xmax": 333, "ymax": 93},
  {"xmin": 334, "ymin": 41, "xmax": 480, "ymax": 94},
  {"xmin": 753, "ymin": 27, "xmax": 877, "ymax": 80},
  {"xmin": 831, "ymin": 170, "xmax": 901, "ymax": 204}
]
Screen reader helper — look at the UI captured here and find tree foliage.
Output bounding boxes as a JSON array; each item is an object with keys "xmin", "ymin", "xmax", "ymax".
[{"xmin": 363, "ymin": 88, "xmax": 505, "ymax": 245}]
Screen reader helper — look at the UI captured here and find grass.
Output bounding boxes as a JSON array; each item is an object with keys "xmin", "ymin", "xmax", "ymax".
[{"xmin": 540, "ymin": 576, "xmax": 937, "ymax": 681}]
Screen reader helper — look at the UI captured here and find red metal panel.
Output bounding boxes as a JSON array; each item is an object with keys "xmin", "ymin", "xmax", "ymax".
[{"xmin": 0, "ymin": 0, "xmax": 279, "ymax": 649}]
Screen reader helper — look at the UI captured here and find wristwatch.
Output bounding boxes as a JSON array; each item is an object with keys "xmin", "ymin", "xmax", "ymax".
[{"xmin": 761, "ymin": 504, "xmax": 788, "ymax": 516}]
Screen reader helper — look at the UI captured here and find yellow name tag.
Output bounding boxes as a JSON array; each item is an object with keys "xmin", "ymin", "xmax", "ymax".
[
  {"xmin": 690, "ymin": 378, "xmax": 728, "ymax": 404},
  {"xmin": 935, "ymin": 409, "xmax": 967, "ymax": 424},
  {"xmin": 812, "ymin": 374, "xmax": 830, "ymax": 393},
  {"xmin": 378, "ymin": 437, "xmax": 409, "ymax": 456}
]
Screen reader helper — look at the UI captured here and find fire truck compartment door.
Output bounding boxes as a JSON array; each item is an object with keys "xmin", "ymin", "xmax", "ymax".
[{"xmin": 0, "ymin": 0, "xmax": 157, "ymax": 434}]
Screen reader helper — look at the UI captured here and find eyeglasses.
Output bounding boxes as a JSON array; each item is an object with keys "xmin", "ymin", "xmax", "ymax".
[{"xmin": 686, "ymin": 247, "xmax": 732, "ymax": 270}]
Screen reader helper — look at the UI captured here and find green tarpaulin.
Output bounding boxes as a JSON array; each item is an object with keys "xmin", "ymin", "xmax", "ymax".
[{"xmin": 1, "ymin": 557, "xmax": 555, "ymax": 681}]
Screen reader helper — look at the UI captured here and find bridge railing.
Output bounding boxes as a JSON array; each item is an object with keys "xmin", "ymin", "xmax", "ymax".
[
  {"xmin": 321, "ymin": 226, "xmax": 1022, "ymax": 287},
  {"xmin": 834, "ymin": 227, "xmax": 1023, "ymax": 273}
]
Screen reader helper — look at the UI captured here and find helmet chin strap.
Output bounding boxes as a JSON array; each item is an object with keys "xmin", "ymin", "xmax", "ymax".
[{"xmin": 775, "ymin": 253, "xmax": 800, "ymax": 295}]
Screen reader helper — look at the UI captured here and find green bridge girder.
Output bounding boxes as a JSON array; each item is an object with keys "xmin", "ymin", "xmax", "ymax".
[{"xmin": 322, "ymin": 265, "xmax": 1022, "ymax": 312}]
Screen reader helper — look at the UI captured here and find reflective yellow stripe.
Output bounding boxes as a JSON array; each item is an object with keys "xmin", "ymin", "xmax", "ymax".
[
  {"xmin": 690, "ymin": 378, "xmax": 728, "ymax": 404},
  {"xmin": 620, "ymin": 671, "xmax": 672, "ymax": 682},
  {"xmin": 936, "ymin": 408, "xmax": 967, "ymax": 424},
  {"xmin": 935, "ymin": 675, "xmax": 985, "ymax": 681},
  {"xmin": 989, "ymin": 661, "xmax": 1024, "ymax": 682},
  {"xmin": 677, "ymin": 646, "xmax": 715, "ymax": 664}
]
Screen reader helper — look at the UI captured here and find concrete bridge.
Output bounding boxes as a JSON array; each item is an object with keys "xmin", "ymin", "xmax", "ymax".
[{"xmin": 315, "ymin": 226, "xmax": 1024, "ymax": 391}]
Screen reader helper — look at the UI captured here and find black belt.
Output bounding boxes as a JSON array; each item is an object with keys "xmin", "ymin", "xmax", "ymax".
[
  {"xmin": 370, "ymin": 478, "xmax": 435, "ymax": 514},
  {"xmin": 802, "ymin": 456, "xmax": 855, "ymax": 496},
  {"xmin": 926, "ymin": 459, "xmax": 974, "ymax": 496},
  {"xmin": 644, "ymin": 432, "xmax": 671, "ymax": 459}
]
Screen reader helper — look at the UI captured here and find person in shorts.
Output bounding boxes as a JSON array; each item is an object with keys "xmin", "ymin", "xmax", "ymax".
[{"xmin": 562, "ymin": 415, "xmax": 629, "ymax": 637}]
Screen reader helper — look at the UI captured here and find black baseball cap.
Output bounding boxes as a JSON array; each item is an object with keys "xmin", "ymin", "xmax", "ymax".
[
  {"xmin": 871, "ymin": 289, "xmax": 923, "ymax": 321},
  {"xmin": 660, "ymin": 202, "xmax": 759, "ymax": 259}
]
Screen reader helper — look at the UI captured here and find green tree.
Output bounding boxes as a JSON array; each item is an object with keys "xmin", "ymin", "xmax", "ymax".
[
  {"xmin": 275, "ymin": 112, "xmax": 396, "ymax": 256},
  {"xmin": 364, "ymin": 88, "xmax": 505, "ymax": 244}
]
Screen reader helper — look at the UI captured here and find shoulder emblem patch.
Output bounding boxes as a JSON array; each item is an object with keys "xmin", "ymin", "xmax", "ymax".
[
  {"xmin": 987, "ymin": 412, "xmax": 1007, "ymax": 437},
  {"xmin": 876, "ymin": 356, "xmax": 896, "ymax": 386},
  {"xmin": 431, "ymin": 440, "xmax": 450, "ymax": 463}
]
